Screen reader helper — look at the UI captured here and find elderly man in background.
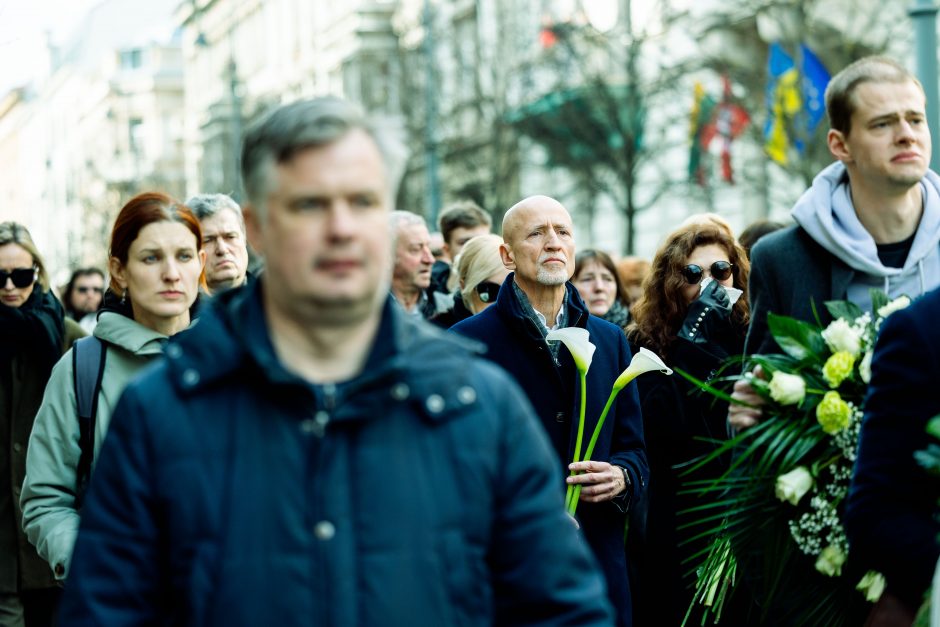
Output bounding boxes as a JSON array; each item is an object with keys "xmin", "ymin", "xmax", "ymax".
[
  {"xmin": 186, "ymin": 193, "xmax": 251, "ymax": 293},
  {"xmin": 389, "ymin": 210, "xmax": 450, "ymax": 319}
]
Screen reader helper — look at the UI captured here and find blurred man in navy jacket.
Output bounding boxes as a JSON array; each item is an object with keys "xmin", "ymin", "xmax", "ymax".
[{"xmin": 846, "ymin": 286, "xmax": 940, "ymax": 621}]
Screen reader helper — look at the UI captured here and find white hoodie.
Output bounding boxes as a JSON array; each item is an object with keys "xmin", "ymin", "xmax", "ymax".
[{"xmin": 792, "ymin": 161, "xmax": 940, "ymax": 311}]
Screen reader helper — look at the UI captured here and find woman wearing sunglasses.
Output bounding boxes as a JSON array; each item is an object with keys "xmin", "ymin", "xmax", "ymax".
[
  {"xmin": 430, "ymin": 234, "xmax": 508, "ymax": 328},
  {"xmin": 572, "ymin": 249, "xmax": 632, "ymax": 331},
  {"xmin": 625, "ymin": 221, "xmax": 751, "ymax": 627},
  {"xmin": 20, "ymin": 193, "xmax": 205, "ymax": 587},
  {"xmin": 0, "ymin": 222, "xmax": 70, "ymax": 626}
]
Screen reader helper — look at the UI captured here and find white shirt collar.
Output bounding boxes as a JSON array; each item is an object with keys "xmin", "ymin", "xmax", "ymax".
[{"xmin": 534, "ymin": 306, "xmax": 565, "ymax": 331}]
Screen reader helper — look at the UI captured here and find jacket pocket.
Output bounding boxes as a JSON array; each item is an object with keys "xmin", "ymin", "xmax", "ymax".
[
  {"xmin": 438, "ymin": 530, "xmax": 492, "ymax": 627},
  {"xmin": 177, "ymin": 542, "xmax": 219, "ymax": 626}
]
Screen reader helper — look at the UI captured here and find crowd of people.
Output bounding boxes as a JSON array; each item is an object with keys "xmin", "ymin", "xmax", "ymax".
[{"xmin": 0, "ymin": 54, "xmax": 938, "ymax": 626}]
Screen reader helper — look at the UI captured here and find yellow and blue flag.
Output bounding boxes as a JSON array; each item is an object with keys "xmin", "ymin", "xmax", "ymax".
[
  {"xmin": 689, "ymin": 81, "xmax": 717, "ymax": 183},
  {"xmin": 764, "ymin": 43, "xmax": 830, "ymax": 165}
]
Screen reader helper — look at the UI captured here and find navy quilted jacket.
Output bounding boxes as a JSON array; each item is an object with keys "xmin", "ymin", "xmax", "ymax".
[{"xmin": 59, "ymin": 280, "xmax": 614, "ymax": 626}]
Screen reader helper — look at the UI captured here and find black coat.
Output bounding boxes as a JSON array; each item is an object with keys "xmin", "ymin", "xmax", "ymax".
[
  {"xmin": 0, "ymin": 289, "xmax": 64, "ymax": 592},
  {"xmin": 746, "ymin": 225, "xmax": 853, "ymax": 356},
  {"xmin": 451, "ymin": 275, "xmax": 648, "ymax": 627},
  {"xmin": 429, "ymin": 291, "xmax": 474, "ymax": 329},
  {"xmin": 845, "ymin": 286, "xmax": 940, "ymax": 610},
  {"xmin": 628, "ymin": 322, "xmax": 746, "ymax": 627}
]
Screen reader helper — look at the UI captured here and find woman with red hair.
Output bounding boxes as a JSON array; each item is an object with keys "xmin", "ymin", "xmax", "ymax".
[
  {"xmin": 21, "ymin": 192, "xmax": 205, "ymax": 584},
  {"xmin": 626, "ymin": 220, "xmax": 751, "ymax": 626}
]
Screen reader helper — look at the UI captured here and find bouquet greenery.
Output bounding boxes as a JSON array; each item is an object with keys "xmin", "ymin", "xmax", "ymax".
[{"xmin": 679, "ymin": 290, "xmax": 910, "ymax": 626}]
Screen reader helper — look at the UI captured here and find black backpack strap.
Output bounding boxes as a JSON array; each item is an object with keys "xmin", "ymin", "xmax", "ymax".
[{"xmin": 72, "ymin": 336, "xmax": 107, "ymax": 508}]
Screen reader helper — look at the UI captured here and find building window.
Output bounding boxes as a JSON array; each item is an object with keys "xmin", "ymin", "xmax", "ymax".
[
  {"xmin": 453, "ymin": 14, "xmax": 478, "ymax": 105},
  {"xmin": 359, "ymin": 58, "xmax": 391, "ymax": 112},
  {"xmin": 129, "ymin": 118, "xmax": 144, "ymax": 155},
  {"xmin": 120, "ymin": 48, "xmax": 143, "ymax": 69}
]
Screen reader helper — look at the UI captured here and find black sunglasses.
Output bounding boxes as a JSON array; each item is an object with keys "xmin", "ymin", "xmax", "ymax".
[
  {"xmin": 0, "ymin": 267, "xmax": 36, "ymax": 289},
  {"xmin": 680, "ymin": 261, "xmax": 734, "ymax": 285},
  {"xmin": 475, "ymin": 281, "xmax": 501, "ymax": 303},
  {"xmin": 75, "ymin": 286, "xmax": 103, "ymax": 294}
]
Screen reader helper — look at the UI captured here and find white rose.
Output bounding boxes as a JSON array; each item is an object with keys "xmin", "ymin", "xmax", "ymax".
[
  {"xmin": 877, "ymin": 295, "xmax": 911, "ymax": 318},
  {"xmin": 768, "ymin": 371, "xmax": 806, "ymax": 405},
  {"xmin": 815, "ymin": 545, "xmax": 846, "ymax": 577},
  {"xmin": 859, "ymin": 351, "xmax": 873, "ymax": 384},
  {"xmin": 856, "ymin": 570, "xmax": 886, "ymax": 602},
  {"xmin": 775, "ymin": 466, "xmax": 814, "ymax": 506},
  {"xmin": 821, "ymin": 318, "xmax": 862, "ymax": 356}
]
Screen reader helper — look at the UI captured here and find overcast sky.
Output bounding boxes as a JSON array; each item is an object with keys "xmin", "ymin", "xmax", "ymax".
[{"xmin": 0, "ymin": 0, "xmax": 100, "ymax": 96}]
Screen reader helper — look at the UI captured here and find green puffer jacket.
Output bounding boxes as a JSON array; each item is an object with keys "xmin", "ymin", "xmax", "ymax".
[{"xmin": 20, "ymin": 311, "xmax": 168, "ymax": 580}]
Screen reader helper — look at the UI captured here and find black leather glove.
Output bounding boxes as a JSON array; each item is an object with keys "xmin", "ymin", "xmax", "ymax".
[{"xmin": 677, "ymin": 279, "xmax": 731, "ymax": 345}]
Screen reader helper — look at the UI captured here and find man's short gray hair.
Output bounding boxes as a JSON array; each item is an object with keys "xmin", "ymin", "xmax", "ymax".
[
  {"xmin": 185, "ymin": 193, "xmax": 245, "ymax": 233},
  {"xmin": 241, "ymin": 97, "xmax": 408, "ymax": 215},
  {"xmin": 388, "ymin": 211, "xmax": 427, "ymax": 250}
]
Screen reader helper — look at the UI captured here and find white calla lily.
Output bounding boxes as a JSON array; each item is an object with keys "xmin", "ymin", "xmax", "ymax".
[
  {"xmin": 613, "ymin": 347, "xmax": 673, "ymax": 391},
  {"xmin": 567, "ymin": 346, "xmax": 672, "ymax": 517},
  {"xmin": 547, "ymin": 327, "xmax": 596, "ymax": 510},
  {"xmin": 546, "ymin": 327, "xmax": 596, "ymax": 374}
]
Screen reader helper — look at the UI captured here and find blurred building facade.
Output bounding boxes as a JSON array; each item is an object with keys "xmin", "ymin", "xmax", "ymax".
[
  {"xmin": 176, "ymin": 0, "xmax": 402, "ymax": 201},
  {"xmin": 0, "ymin": 0, "xmax": 183, "ymax": 282},
  {"xmin": 0, "ymin": 0, "xmax": 920, "ymax": 274},
  {"xmin": 392, "ymin": 0, "xmax": 700, "ymax": 255},
  {"xmin": 392, "ymin": 0, "xmax": 913, "ymax": 257}
]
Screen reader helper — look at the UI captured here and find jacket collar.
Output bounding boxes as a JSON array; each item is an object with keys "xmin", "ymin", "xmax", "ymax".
[
  {"xmin": 493, "ymin": 273, "xmax": 590, "ymax": 336},
  {"xmin": 166, "ymin": 277, "xmax": 486, "ymax": 423},
  {"xmin": 94, "ymin": 311, "xmax": 170, "ymax": 356},
  {"xmin": 168, "ymin": 278, "xmax": 399, "ymax": 388}
]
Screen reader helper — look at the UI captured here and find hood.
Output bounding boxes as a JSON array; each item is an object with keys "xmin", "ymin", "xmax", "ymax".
[
  {"xmin": 791, "ymin": 161, "xmax": 940, "ymax": 280},
  {"xmin": 93, "ymin": 311, "xmax": 169, "ymax": 356}
]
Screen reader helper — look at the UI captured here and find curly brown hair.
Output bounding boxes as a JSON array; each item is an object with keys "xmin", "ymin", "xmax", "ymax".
[{"xmin": 627, "ymin": 223, "xmax": 750, "ymax": 358}]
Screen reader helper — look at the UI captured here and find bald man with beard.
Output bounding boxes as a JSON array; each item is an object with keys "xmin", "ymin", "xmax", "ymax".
[{"xmin": 451, "ymin": 196, "xmax": 648, "ymax": 627}]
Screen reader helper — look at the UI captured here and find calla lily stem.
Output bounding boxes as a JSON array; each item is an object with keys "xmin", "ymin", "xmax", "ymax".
[
  {"xmin": 568, "ymin": 387, "xmax": 620, "ymax": 516},
  {"xmin": 565, "ymin": 370, "xmax": 589, "ymax": 512}
]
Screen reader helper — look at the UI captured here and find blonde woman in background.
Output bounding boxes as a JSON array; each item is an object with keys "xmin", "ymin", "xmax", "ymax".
[
  {"xmin": 0, "ymin": 222, "xmax": 68, "ymax": 627},
  {"xmin": 431, "ymin": 233, "xmax": 508, "ymax": 328}
]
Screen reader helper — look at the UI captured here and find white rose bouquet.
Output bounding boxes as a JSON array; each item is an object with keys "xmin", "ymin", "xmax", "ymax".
[{"xmin": 678, "ymin": 290, "xmax": 909, "ymax": 627}]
